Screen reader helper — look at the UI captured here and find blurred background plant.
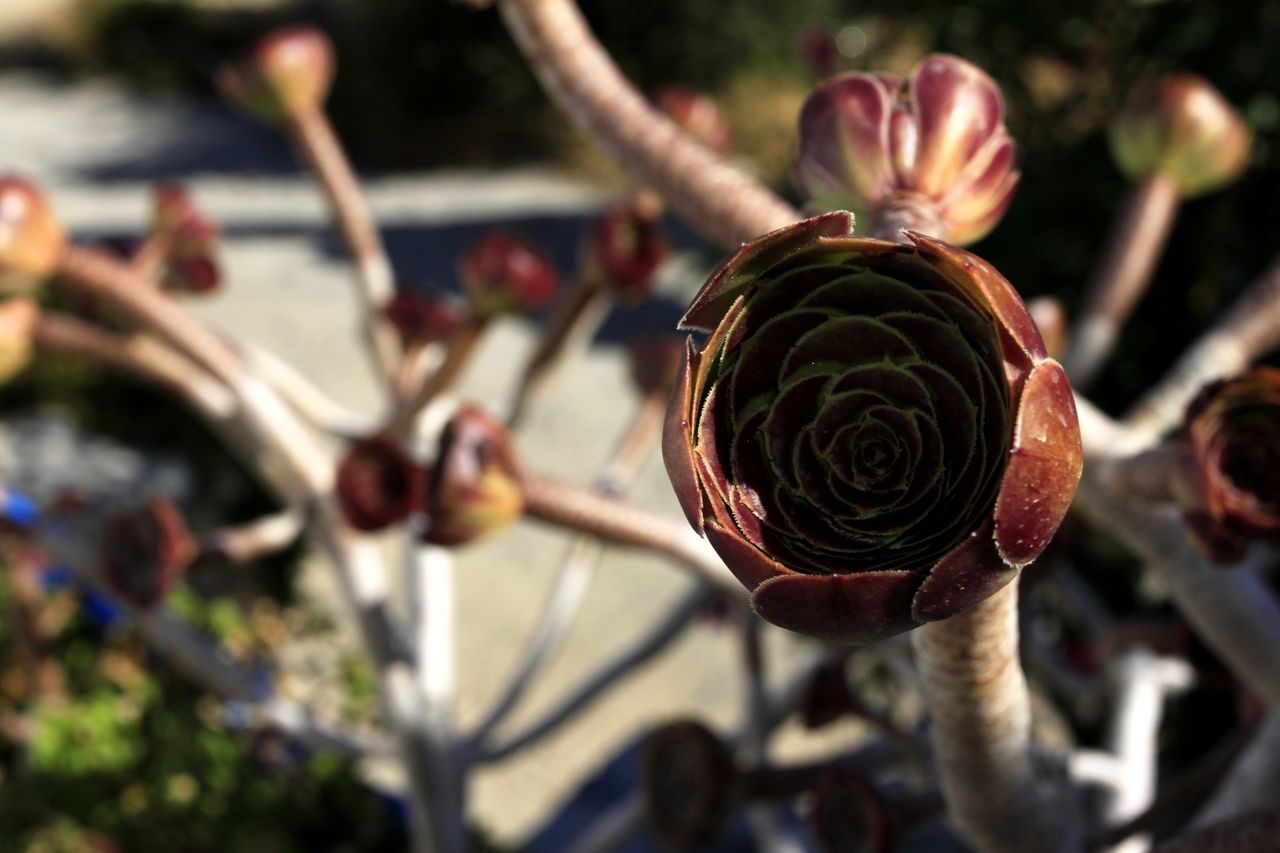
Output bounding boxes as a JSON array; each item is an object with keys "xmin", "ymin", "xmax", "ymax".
[{"xmin": 0, "ymin": 0, "xmax": 1273, "ymax": 410}]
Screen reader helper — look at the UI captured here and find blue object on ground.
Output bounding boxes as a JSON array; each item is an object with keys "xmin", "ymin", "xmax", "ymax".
[{"xmin": 1, "ymin": 489, "xmax": 39, "ymax": 526}]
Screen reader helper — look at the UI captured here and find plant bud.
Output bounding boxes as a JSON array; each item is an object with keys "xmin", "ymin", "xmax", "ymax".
[
  {"xmin": 0, "ymin": 297, "xmax": 38, "ymax": 384},
  {"xmin": 217, "ymin": 25, "xmax": 335, "ymax": 122},
  {"xmin": 422, "ymin": 405, "xmax": 524, "ymax": 546},
  {"xmin": 626, "ymin": 334, "xmax": 686, "ymax": 399},
  {"xmin": 640, "ymin": 720, "xmax": 739, "ymax": 849},
  {"xmin": 382, "ymin": 290, "xmax": 462, "ymax": 351},
  {"xmin": 793, "ymin": 55, "xmax": 1019, "ymax": 245},
  {"xmin": 100, "ymin": 499, "xmax": 196, "ymax": 609},
  {"xmin": 652, "ymin": 86, "xmax": 734, "ymax": 153},
  {"xmin": 336, "ymin": 436, "xmax": 424, "ymax": 532},
  {"xmin": 1109, "ymin": 74, "xmax": 1251, "ymax": 199},
  {"xmin": 1173, "ymin": 367, "xmax": 1280, "ymax": 563},
  {"xmin": 588, "ymin": 195, "xmax": 668, "ymax": 302},
  {"xmin": 808, "ymin": 768, "xmax": 892, "ymax": 853},
  {"xmin": 458, "ymin": 230, "xmax": 559, "ymax": 318},
  {"xmin": 0, "ymin": 177, "xmax": 64, "ymax": 294},
  {"xmin": 151, "ymin": 182, "xmax": 221, "ymax": 294},
  {"xmin": 798, "ymin": 658, "xmax": 858, "ymax": 730}
]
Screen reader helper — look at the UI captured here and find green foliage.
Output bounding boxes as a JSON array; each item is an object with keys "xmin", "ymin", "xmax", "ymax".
[{"xmin": 0, "ymin": 568, "xmax": 405, "ymax": 852}]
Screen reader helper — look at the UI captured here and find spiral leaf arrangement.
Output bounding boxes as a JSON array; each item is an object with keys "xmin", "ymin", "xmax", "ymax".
[{"xmin": 664, "ymin": 212, "xmax": 1082, "ymax": 642}]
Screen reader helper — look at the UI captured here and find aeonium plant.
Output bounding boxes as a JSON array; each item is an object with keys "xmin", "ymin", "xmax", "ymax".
[
  {"xmin": 1172, "ymin": 367, "xmax": 1280, "ymax": 563},
  {"xmin": 663, "ymin": 211, "xmax": 1083, "ymax": 642}
]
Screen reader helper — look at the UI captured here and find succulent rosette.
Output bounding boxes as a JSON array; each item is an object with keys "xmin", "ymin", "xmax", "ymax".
[
  {"xmin": 792, "ymin": 55, "xmax": 1019, "ymax": 245},
  {"xmin": 100, "ymin": 499, "xmax": 196, "ymax": 610},
  {"xmin": 335, "ymin": 436, "xmax": 424, "ymax": 532},
  {"xmin": 663, "ymin": 212, "xmax": 1082, "ymax": 642},
  {"xmin": 1173, "ymin": 367, "xmax": 1280, "ymax": 563}
]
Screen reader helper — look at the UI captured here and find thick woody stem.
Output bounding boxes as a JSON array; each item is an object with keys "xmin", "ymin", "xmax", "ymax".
[
  {"xmin": 1124, "ymin": 251, "xmax": 1280, "ymax": 444},
  {"xmin": 519, "ymin": 472, "xmax": 743, "ymax": 596},
  {"xmin": 1076, "ymin": 468, "xmax": 1280, "ymax": 710},
  {"xmin": 912, "ymin": 583, "xmax": 1080, "ymax": 853},
  {"xmin": 201, "ymin": 507, "xmax": 307, "ymax": 565},
  {"xmin": 32, "ymin": 314, "xmax": 237, "ymax": 418},
  {"xmin": 55, "ymin": 247, "xmax": 249, "ymax": 389},
  {"xmin": 287, "ymin": 108, "xmax": 401, "ymax": 386},
  {"xmin": 496, "ymin": 0, "xmax": 799, "ymax": 248},
  {"xmin": 1063, "ymin": 174, "xmax": 1180, "ymax": 389},
  {"xmin": 508, "ymin": 277, "xmax": 610, "ymax": 428},
  {"xmin": 1099, "ymin": 444, "xmax": 1181, "ymax": 503}
]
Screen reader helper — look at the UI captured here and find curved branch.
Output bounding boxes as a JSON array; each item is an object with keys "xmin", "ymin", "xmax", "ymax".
[
  {"xmin": 1124, "ymin": 252, "xmax": 1280, "ymax": 444},
  {"xmin": 913, "ymin": 583, "xmax": 1081, "ymax": 853},
  {"xmin": 497, "ymin": 0, "xmax": 801, "ymax": 247}
]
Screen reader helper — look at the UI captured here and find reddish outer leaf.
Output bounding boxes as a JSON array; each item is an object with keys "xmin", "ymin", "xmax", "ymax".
[
  {"xmin": 911, "ymin": 518, "xmax": 1017, "ymax": 622},
  {"xmin": 704, "ymin": 518, "xmax": 792, "ymax": 591},
  {"xmin": 662, "ymin": 337, "xmax": 705, "ymax": 533},
  {"xmin": 905, "ymin": 233, "xmax": 1046, "ymax": 371},
  {"xmin": 751, "ymin": 570, "xmax": 922, "ymax": 643},
  {"xmin": 909, "ymin": 55, "xmax": 1003, "ymax": 198},
  {"xmin": 994, "ymin": 359, "xmax": 1083, "ymax": 566},
  {"xmin": 681, "ymin": 211, "xmax": 853, "ymax": 333}
]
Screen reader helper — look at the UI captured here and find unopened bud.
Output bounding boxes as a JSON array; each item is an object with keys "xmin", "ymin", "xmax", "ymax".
[
  {"xmin": 217, "ymin": 25, "xmax": 335, "ymax": 122},
  {"xmin": 793, "ymin": 55, "xmax": 1019, "ymax": 245},
  {"xmin": 422, "ymin": 405, "xmax": 524, "ymax": 546},
  {"xmin": 336, "ymin": 436, "xmax": 424, "ymax": 532},
  {"xmin": 382, "ymin": 290, "xmax": 462, "ymax": 352},
  {"xmin": 151, "ymin": 182, "xmax": 221, "ymax": 294},
  {"xmin": 459, "ymin": 230, "xmax": 559, "ymax": 318},
  {"xmin": 652, "ymin": 87, "xmax": 734, "ymax": 153},
  {"xmin": 1109, "ymin": 74, "xmax": 1251, "ymax": 199},
  {"xmin": 588, "ymin": 195, "xmax": 668, "ymax": 302},
  {"xmin": 0, "ymin": 177, "xmax": 64, "ymax": 294},
  {"xmin": 0, "ymin": 297, "xmax": 38, "ymax": 383},
  {"xmin": 808, "ymin": 768, "xmax": 892, "ymax": 853},
  {"xmin": 641, "ymin": 720, "xmax": 739, "ymax": 849}
]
